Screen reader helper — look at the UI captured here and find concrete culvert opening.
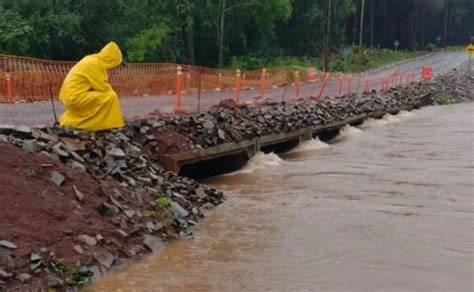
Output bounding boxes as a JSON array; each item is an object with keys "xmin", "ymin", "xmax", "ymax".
[
  {"xmin": 179, "ymin": 151, "xmax": 249, "ymax": 179},
  {"xmin": 260, "ymin": 139, "xmax": 300, "ymax": 154},
  {"xmin": 316, "ymin": 128, "xmax": 341, "ymax": 142}
]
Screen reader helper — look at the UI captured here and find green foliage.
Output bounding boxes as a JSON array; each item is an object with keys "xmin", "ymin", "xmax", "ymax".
[
  {"xmin": 154, "ymin": 219, "xmax": 174, "ymax": 231},
  {"xmin": 230, "ymin": 54, "xmax": 318, "ymax": 70},
  {"xmin": 425, "ymin": 43, "xmax": 437, "ymax": 51},
  {"xmin": 0, "ymin": 6, "xmax": 32, "ymax": 55},
  {"xmin": 64, "ymin": 261, "xmax": 92, "ymax": 285},
  {"xmin": 154, "ymin": 197, "xmax": 177, "ymax": 214},
  {"xmin": 440, "ymin": 91, "xmax": 452, "ymax": 105},
  {"xmin": 229, "ymin": 47, "xmax": 426, "ymax": 74},
  {"xmin": 0, "ymin": 0, "xmax": 471, "ymax": 67},
  {"xmin": 143, "ymin": 209, "xmax": 158, "ymax": 217},
  {"xmin": 46, "ymin": 258, "xmax": 91, "ymax": 285},
  {"xmin": 127, "ymin": 25, "xmax": 169, "ymax": 62},
  {"xmin": 47, "ymin": 258, "xmax": 66, "ymax": 277}
]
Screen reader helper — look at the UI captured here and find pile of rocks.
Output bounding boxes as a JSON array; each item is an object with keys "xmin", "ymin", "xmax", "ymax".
[
  {"xmin": 149, "ymin": 83, "xmax": 432, "ymax": 150},
  {"xmin": 145, "ymin": 67, "xmax": 473, "ymax": 152},
  {"xmin": 1, "ymin": 126, "xmax": 224, "ymax": 212},
  {"xmin": 0, "ymin": 123, "xmax": 224, "ymax": 289},
  {"xmin": 427, "ymin": 66, "xmax": 474, "ymax": 104}
]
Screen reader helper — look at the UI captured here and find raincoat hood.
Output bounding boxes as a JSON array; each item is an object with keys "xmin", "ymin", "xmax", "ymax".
[{"xmin": 96, "ymin": 42, "xmax": 123, "ymax": 69}]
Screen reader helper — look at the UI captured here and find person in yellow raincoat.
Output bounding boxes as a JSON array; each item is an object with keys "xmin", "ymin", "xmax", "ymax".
[{"xmin": 59, "ymin": 42, "xmax": 125, "ymax": 131}]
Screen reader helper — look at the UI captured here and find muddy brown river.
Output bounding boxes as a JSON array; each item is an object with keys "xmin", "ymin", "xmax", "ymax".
[{"xmin": 92, "ymin": 103, "xmax": 474, "ymax": 292}]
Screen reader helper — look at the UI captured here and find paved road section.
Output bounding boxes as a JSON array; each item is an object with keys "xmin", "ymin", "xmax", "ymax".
[{"xmin": 0, "ymin": 51, "xmax": 467, "ymax": 126}]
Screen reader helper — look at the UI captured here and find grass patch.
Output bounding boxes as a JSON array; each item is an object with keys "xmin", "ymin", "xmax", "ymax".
[
  {"xmin": 143, "ymin": 209, "xmax": 159, "ymax": 217},
  {"xmin": 228, "ymin": 47, "xmax": 451, "ymax": 73},
  {"xmin": 154, "ymin": 197, "xmax": 177, "ymax": 214},
  {"xmin": 439, "ymin": 90, "xmax": 452, "ymax": 105},
  {"xmin": 154, "ymin": 219, "xmax": 174, "ymax": 231}
]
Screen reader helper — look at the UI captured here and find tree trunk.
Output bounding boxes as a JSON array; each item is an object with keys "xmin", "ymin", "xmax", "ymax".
[
  {"xmin": 217, "ymin": 0, "xmax": 226, "ymax": 67},
  {"xmin": 410, "ymin": 2, "xmax": 416, "ymax": 49},
  {"xmin": 443, "ymin": 0, "xmax": 449, "ymax": 47},
  {"xmin": 324, "ymin": 0, "xmax": 331, "ymax": 72},
  {"xmin": 186, "ymin": 27, "xmax": 195, "ymax": 65},
  {"xmin": 184, "ymin": 0, "xmax": 195, "ymax": 65},
  {"xmin": 370, "ymin": 0, "xmax": 375, "ymax": 47},
  {"xmin": 352, "ymin": 0, "xmax": 358, "ymax": 45}
]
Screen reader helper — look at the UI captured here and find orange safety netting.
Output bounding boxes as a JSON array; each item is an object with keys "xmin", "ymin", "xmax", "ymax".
[{"xmin": 0, "ymin": 54, "xmax": 314, "ymax": 103}]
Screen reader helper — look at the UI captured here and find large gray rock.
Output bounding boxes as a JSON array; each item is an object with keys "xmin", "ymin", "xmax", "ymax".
[
  {"xmin": 50, "ymin": 171, "xmax": 66, "ymax": 186},
  {"xmin": 143, "ymin": 235, "xmax": 166, "ymax": 252},
  {"xmin": 73, "ymin": 185, "xmax": 84, "ymax": 202},
  {"xmin": 17, "ymin": 273, "xmax": 32, "ymax": 283},
  {"xmin": 173, "ymin": 202, "xmax": 190, "ymax": 218},
  {"xmin": 78, "ymin": 234, "xmax": 97, "ymax": 246},
  {"xmin": 22, "ymin": 139, "xmax": 41, "ymax": 152},
  {"xmin": 45, "ymin": 275, "xmax": 63, "ymax": 287},
  {"xmin": 106, "ymin": 147, "xmax": 125, "ymax": 158},
  {"xmin": 93, "ymin": 251, "xmax": 115, "ymax": 268},
  {"xmin": 0, "ymin": 240, "xmax": 17, "ymax": 250},
  {"xmin": 30, "ymin": 253, "xmax": 41, "ymax": 262},
  {"xmin": 0, "ymin": 268, "xmax": 13, "ymax": 279}
]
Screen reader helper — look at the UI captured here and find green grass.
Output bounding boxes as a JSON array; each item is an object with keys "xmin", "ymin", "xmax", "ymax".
[
  {"xmin": 154, "ymin": 197, "xmax": 177, "ymax": 214},
  {"xmin": 439, "ymin": 90, "xmax": 452, "ymax": 105},
  {"xmin": 230, "ymin": 55, "xmax": 320, "ymax": 70},
  {"xmin": 229, "ymin": 47, "xmax": 439, "ymax": 73},
  {"xmin": 346, "ymin": 49, "xmax": 426, "ymax": 72},
  {"xmin": 444, "ymin": 45, "xmax": 466, "ymax": 52}
]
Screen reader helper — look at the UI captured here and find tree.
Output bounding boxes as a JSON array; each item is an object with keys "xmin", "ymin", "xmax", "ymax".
[
  {"xmin": 0, "ymin": 0, "xmax": 471, "ymax": 65},
  {"xmin": 204, "ymin": 0, "xmax": 292, "ymax": 66},
  {"xmin": 0, "ymin": 6, "xmax": 32, "ymax": 55}
]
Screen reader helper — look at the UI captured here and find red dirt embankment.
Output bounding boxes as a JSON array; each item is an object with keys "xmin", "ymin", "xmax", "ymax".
[{"xmin": 0, "ymin": 142, "xmax": 169, "ymax": 289}]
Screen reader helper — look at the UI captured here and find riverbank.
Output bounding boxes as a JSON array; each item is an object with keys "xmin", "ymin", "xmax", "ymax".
[{"xmin": 0, "ymin": 65, "xmax": 472, "ymax": 290}]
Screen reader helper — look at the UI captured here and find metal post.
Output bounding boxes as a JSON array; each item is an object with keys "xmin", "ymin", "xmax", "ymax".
[
  {"xmin": 235, "ymin": 69, "xmax": 241, "ymax": 104},
  {"xmin": 176, "ymin": 66, "xmax": 183, "ymax": 111},
  {"xmin": 197, "ymin": 67, "xmax": 202, "ymax": 113},
  {"xmin": 260, "ymin": 68, "xmax": 267, "ymax": 98},
  {"xmin": 294, "ymin": 71, "xmax": 300, "ymax": 99},
  {"xmin": 337, "ymin": 73, "xmax": 344, "ymax": 97},
  {"xmin": 6, "ymin": 73, "xmax": 13, "ymax": 102},
  {"xmin": 317, "ymin": 73, "xmax": 330, "ymax": 99}
]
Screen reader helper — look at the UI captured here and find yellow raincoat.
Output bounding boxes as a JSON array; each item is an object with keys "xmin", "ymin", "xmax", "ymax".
[{"xmin": 59, "ymin": 42, "xmax": 125, "ymax": 131}]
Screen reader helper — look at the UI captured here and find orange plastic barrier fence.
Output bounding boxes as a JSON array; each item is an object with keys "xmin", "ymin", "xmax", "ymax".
[
  {"xmin": 294, "ymin": 71, "xmax": 301, "ymax": 98},
  {"xmin": 337, "ymin": 73, "xmax": 344, "ymax": 97},
  {"xmin": 0, "ymin": 54, "xmax": 310, "ymax": 103},
  {"xmin": 422, "ymin": 65, "xmax": 433, "ymax": 81},
  {"xmin": 0, "ymin": 53, "xmax": 434, "ymax": 106},
  {"xmin": 235, "ymin": 69, "xmax": 241, "ymax": 104}
]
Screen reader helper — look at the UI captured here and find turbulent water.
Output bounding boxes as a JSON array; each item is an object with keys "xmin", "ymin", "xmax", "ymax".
[{"xmin": 92, "ymin": 103, "xmax": 474, "ymax": 292}]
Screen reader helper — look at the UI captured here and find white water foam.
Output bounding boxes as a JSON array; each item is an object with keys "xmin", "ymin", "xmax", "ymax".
[
  {"xmin": 238, "ymin": 152, "xmax": 283, "ymax": 174},
  {"xmin": 289, "ymin": 138, "xmax": 330, "ymax": 153},
  {"xmin": 361, "ymin": 118, "xmax": 388, "ymax": 128},
  {"xmin": 382, "ymin": 113, "xmax": 400, "ymax": 123},
  {"xmin": 397, "ymin": 110, "xmax": 415, "ymax": 118},
  {"xmin": 335, "ymin": 125, "xmax": 362, "ymax": 140}
]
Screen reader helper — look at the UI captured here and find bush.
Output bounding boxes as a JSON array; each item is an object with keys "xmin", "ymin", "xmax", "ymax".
[
  {"xmin": 425, "ymin": 43, "xmax": 436, "ymax": 52},
  {"xmin": 439, "ymin": 91, "xmax": 451, "ymax": 105},
  {"xmin": 230, "ymin": 54, "xmax": 319, "ymax": 70}
]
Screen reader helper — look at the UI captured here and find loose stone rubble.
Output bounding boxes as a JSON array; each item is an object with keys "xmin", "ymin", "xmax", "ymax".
[
  {"xmin": 148, "ymin": 85, "xmax": 429, "ymax": 150},
  {"xmin": 146, "ymin": 67, "xmax": 472, "ymax": 151},
  {"xmin": 0, "ymin": 66, "xmax": 471, "ymax": 290},
  {"xmin": 425, "ymin": 66, "xmax": 474, "ymax": 104},
  {"xmin": 0, "ymin": 123, "xmax": 224, "ymax": 289}
]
